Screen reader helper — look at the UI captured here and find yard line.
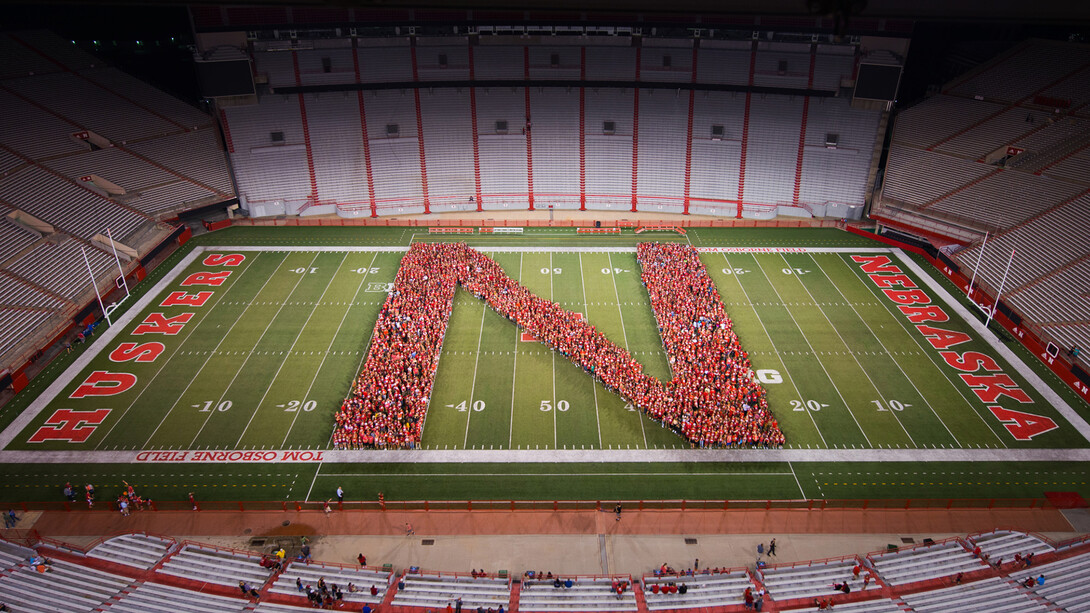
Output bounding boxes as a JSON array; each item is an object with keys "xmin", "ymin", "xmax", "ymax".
[
  {"xmin": 509, "ymin": 253, "xmax": 523, "ymax": 449},
  {"xmin": 809, "ymin": 254, "xmax": 961, "ymax": 445},
  {"xmin": 318, "ymin": 471, "xmax": 802, "ymax": 477},
  {"xmin": 303, "ymin": 462, "xmax": 323, "ymax": 503},
  {"xmin": 607, "ymin": 252, "xmax": 645, "ymax": 448},
  {"xmin": 186, "ymin": 252, "xmax": 323, "ymax": 447},
  {"xmin": 722, "ymin": 254, "xmax": 828, "ymax": 448},
  {"xmin": 579, "ymin": 253, "xmax": 604, "ymax": 449},
  {"xmin": 93, "ymin": 253, "xmax": 264, "ymax": 449},
  {"xmin": 233, "ymin": 253, "xmax": 348, "ymax": 447},
  {"xmin": 787, "ymin": 461, "xmax": 807, "ymax": 499},
  {"xmin": 283, "ymin": 253, "xmax": 377, "ymax": 447},
  {"xmin": 463, "ymin": 301, "xmax": 488, "ymax": 449},
  {"xmin": 774, "ymin": 253, "xmax": 907, "ymax": 447},
  {"xmin": 550, "ymin": 252, "xmax": 557, "ymax": 450},
  {"xmin": 836, "ymin": 254, "xmax": 1009, "ymax": 446}
]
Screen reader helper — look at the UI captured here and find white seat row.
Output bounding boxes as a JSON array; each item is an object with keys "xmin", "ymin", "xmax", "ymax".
[
  {"xmin": 968, "ymin": 530, "xmax": 1054, "ymax": 560},
  {"xmin": 87, "ymin": 532, "xmax": 176, "ymax": 569},
  {"xmin": 107, "ymin": 579, "xmax": 251, "ymax": 613},
  {"xmin": 643, "ymin": 570, "xmax": 752, "ymax": 610},
  {"xmin": 520, "ymin": 576, "xmax": 637, "ymax": 611},
  {"xmin": 157, "ymin": 543, "xmax": 272, "ymax": 588},
  {"xmin": 1026, "ymin": 550, "xmax": 1090, "ymax": 612},
  {"xmin": 392, "ymin": 573, "xmax": 511, "ymax": 609},
  {"xmin": 760, "ymin": 558, "xmax": 875, "ymax": 600},
  {"xmin": 269, "ymin": 560, "xmax": 391, "ymax": 603},
  {"xmin": 898, "ymin": 576, "xmax": 1048, "ymax": 613},
  {"xmin": 0, "ymin": 558, "xmax": 131, "ymax": 612},
  {"xmin": 870, "ymin": 541, "xmax": 987, "ymax": 586},
  {"xmin": 788, "ymin": 598, "xmax": 906, "ymax": 613}
]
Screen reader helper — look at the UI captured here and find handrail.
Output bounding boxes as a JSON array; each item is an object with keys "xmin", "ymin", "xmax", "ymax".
[
  {"xmin": 760, "ymin": 551, "xmax": 860, "ymax": 571},
  {"xmin": 864, "ymin": 534, "xmax": 966, "ymax": 559}
]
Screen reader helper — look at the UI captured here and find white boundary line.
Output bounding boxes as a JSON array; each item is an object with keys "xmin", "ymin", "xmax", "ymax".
[
  {"xmin": 203, "ymin": 246, "xmax": 890, "ymax": 254},
  {"xmin": 894, "ymin": 249, "xmax": 1090, "ymax": 443}
]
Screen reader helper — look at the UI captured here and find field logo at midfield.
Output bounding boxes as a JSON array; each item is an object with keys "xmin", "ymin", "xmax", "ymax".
[
  {"xmin": 27, "ymin": 254, "xmax": 247, "ymax": 444},
  {"xmin": 852, "ymin": 254, "xmax": 1057, "ymax": 441},
  {"xmin": 334, "ymin": 242, "xmax": 782, "ymax": 449}
]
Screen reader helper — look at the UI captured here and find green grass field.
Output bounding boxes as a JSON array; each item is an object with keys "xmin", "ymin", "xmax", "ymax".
[{"xmin": 2, "ymin": 226, "xmax": 1089, "ymax": 504}]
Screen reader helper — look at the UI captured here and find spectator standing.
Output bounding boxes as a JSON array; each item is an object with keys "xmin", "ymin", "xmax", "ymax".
[
  {"xmin": 337, "ymin": 486, "xmax": 345, "ymax": 504},
  {"xmin": 358, "ymin": 553, "xmax": 367, "ymax": 567},
  {"xmin": 189, "ymin": 492, "xmax": 197, "ymax": 511},
  {"xmin": 614, "ymin": 503, "xmax": 622, "ymax": 521},
  {"xmin": 63, "ymin": 483, "xmax": 75, "ymax": 502},
  {"xmin": 768, "ymin": 539, "xmax": 776, "ymax": 557},
  {"xmin": 2, "ymin": 510, "xmax": 15, "ymax": 529},
  {"xmin": 405, "ymin": 522, "xmax": 415, "ymax": 536}
]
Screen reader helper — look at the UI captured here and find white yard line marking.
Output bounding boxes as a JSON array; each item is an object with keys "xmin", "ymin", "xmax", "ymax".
[
  {"xmin": 235, "ymin": 253, "xmax": 348, "ymax": 447},
  {"xmin": 895, "ymin": 249, "xmax": 1090, "ymax": 443},
  {"xmin": 282, "ymin": 253, "xmax": 377, "ymax": 448},
  {"xmin": 579, "ymin": 253, "xmax": 604, "ymax": 449},
  {"xmin": 91, "ymin": 252, "xmax": 262, "ymax": 449},
  {"xmin": 463, "ymin": 302, "xmax": 488, "ymax": 449},
  {"xmin": 788, "ymin": 461, "xmax": 807, "ymax": 499},
  {"xmin": 186, "ymin": 252, "xmax": 323, "ymax": 447},
  {"xmin": 722, "ymin": 254, "xmax": 828, "ymax": 448},
  {"xmin": 836, "ymin": 255, "xmax": 1008, "ymax": 446},
  {"xmin": 304, "ymin": 461, "xmax": 323, "ymax": 503},
  {"xmin": 138, "ymin": 253, "xmax": 294, "ymax": 449},
  {"xmin": 777, "ymin": 253, "xmax": 916, "ymax": 447},
  {"xmin": 211, "ymin": 246, "xmax": 893, "ymax": 254},
  {"xmin": 509, "ymin": 253, "xmax": 523, "ymax": 450},
  {"xmin": 810, "ymin": 254, "xmax": 961, "ymax": 445},
  {"xmin": 606, "ymin": 252, "xmax": 644, "ymax": 448}
]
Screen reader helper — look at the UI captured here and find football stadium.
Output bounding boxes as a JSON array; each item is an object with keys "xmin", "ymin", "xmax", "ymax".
[{"xmin": 0, "ymin": 1, "xmax": 1089, "ymax": 611}]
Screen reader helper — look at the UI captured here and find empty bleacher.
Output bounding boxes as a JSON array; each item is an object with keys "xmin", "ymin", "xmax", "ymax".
[
  {"xmin": 269, "ymin": 560, "xmax": 391, "ymax": 604},
  {"xmin": 966, "ymin": 531, "xmax": 1054, "ymax": 561},
  {"xmin": 519, "ymin": 575, "xmax": 637, "ymax": 611},
  {"xmin": 392, "ymin": 572, "xmax": 511, "ymax": 609},
  {"xmin": 869, "ymin": 540, "xmax": 986, "ymax": 586},
  {"xmin": 642, "ymin": 570, "xmax": 752, "ymax": 610},
  {"xmin": 157, "ymin": 543, "xmax": 273, "ymax": 588},
  {"xmin": 898, "ymin": 576, "xmax": 1048, "ymax": 612},
  {"xmin": 1031, "ymin": 549, "xmax": 1090, "ymax": 611},
  {"xmin": 759, "ymin": 557, "xmax": 876, "ymax": 601},
  {"xmin": 87, "ymin": 532, "xmax": 175, "ymax": 569},
  {"xmin": 107, "ymin": 579, "xmax": 251, "ymax": 613},
  {"xmin": 0, "ymin": 557, "xmax": 132, "ymax": 613}
]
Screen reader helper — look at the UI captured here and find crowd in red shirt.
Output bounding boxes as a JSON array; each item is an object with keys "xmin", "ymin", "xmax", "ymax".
[{"xmin": 332, "ymin": 242, "xmax": 784, "ymax": 450}]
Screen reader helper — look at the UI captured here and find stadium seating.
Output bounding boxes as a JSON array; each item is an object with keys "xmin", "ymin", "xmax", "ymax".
[
  {"xmin": 156, "ymin": 543, "xmax": 273, "ymax": 588},
  {"xmin": 106, "ymin": 580, "xmax": 251, "ymax": 613},
  {"xmin": 642, "ymin": 570, "xmax": 753, "ymax": 610},
  {"xmin": 868, "ymin": 540, "xmax": 986, "ymax": 585},
  {"xmin": 966, "ymin": 530, "xmax": 1054, "ymax": 561},
  {"xmin": 519, "ymin": 575, "xmax": 637, "ymax": 611},
  {"xmin": 897, "ymin": 576, "xmax": 1048, "ymax": 612},
  {"xmin": 87, "ymin": 532, "xmax": 176, "ymax": 569},
  {"xmin": 391, "ymin": 572, "xmax": 512, "ymax": 609},
  {"xmin": 0, "ymin": 558, "xmax": 131, "ymax": 612},
  {"xmin": 757, "ymin": 557, "xmax": 876, "ymax": 600},
  {"xmin": 269, "ymin": 559, "xmax": 392, "ymax": 604},
  {"xmin": 1030, "ymin": 550, "xmax": 1090, "ymax": 610},
  {"xmin": 788, "ymin": 599, "xmax": 905, "ymax": 613}
]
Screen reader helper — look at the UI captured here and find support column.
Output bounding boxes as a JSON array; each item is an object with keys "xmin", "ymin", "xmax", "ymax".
[
  {"xmin": 524, "ymin": 46, "xmax": 535, "ymax": 211},
  {"xmin": 468, "ymin": 42, "xmax": 483, "ymax": 211},
  {"xmin": 291, "ymin": 50, "xmax": 319, "ymax": 206},
  {"xmin": 631, "ymin": 45, "xmax": 641, "ymax": 213},
  {"xmin": 352, "ymin": 38, "xmax": 378, "ymax": 218},
  {"xmin": 410, "ymin": 40, "xmax": 431, "ymax": 214},
  {"xmin": 682, "ymin": 43, "xmax": 699, "ymax": 215},
  {"xmin": 737, "ymin": 41, "xmax": 757, "ymax": 219},
  {"xmin": 792, "ymin": 44, "xmax": 817, "ymax": 207},
  {"xmin": 579, "ymin": 47, "xmax": 587, "ymax": 211}
]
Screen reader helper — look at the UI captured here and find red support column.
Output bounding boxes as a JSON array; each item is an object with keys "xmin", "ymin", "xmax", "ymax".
[
  {"xmin": 631, "ymin": 46, "xmax": 641, "ymax": 213},
  {"xmin": 524, "ymin": 47, "xmax": 535, "ymax": 211},
  {"xmin": 352, "ymin": 39, "xmax": 379, "ymax": 218},
  {"xmin": 682, "ymin": 44, "xmax": 698, "ymax": 215},
  {"xmin": 291, "ymin": 51, "xmax": 319, "ymax": 206},
  {"xmin": 736, "ymin": 42, "xmax": 757, "ymax": 219},
  {"xmin": 792, "ymin": 45, "xmax": 817, "ymax": 206},
  {"xmin": 468, "ymin": 43, "xmax": 483, "ymax": 211},
  {"xmin": 409, "ymin": 41, "xmax": 431, "ymax": 214},
  {"xmin": 579, "ymin": 47, "xmax": 587, "ymax": 211}
]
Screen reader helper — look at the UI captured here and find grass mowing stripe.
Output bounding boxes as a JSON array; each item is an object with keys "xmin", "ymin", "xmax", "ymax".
[
  {"xmin": 550, "ymin": 252, "xmax": 557, "ymax": 450},
  {"xmin": 185, "ymin": 251, "xmax": 323, "ymax": 448},
  {"xmin": 718, "ymin": 253, "xmax": 828, "ymax": 449},
  {"xmin": 463, "ymin": 302, "xmax": 488, "ymax": 448},
  {"xmin": 751, "ymin": 254, "xmax": 878, "ymax": 447},
  {"xmin": 233, "ymin": 252, "xmax": 349, "ymax": 447},
  {"xmin": 578, "ymin": 252, "xmax": 604, "ymax": 448},
  {"xmin": 805, "ymin": 254, "xmax": 961, "ymax": 446},
  {"xmin": 280, "ymin": 252, "xmax": 378, "ymax": 448},
  {"xmin": 777, "ymin": 252, "xmax": 917, "ymax": 447},
  {"xmin": 835, "ymin": 254, "xmax": 1014, "ymax": 447},
  {"xmin": 509, "ymin": 254, "xmax": 522, "ymax": 448}
]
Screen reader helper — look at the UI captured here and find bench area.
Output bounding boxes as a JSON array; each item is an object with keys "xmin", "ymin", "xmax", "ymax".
[
  {"xmin": 576, "ymin": 227, "xmax": 621, "ymax": 234},
  {"xmin": 392, "ymin": 572, "xmax": 512, "ymax": 609},
  {"xmin": 107, "ymin": 579, "xmax": 251, "ymax": 613},
  {"xmin": 759, "ymin": 557, "xmax": 875, "ymax": 601},
  {"xmin": 898, "ymin": 576, "xmax": 1049, "ymax": 612},
  {"xmin": 967, "ymin": 530, "xmax": 1054, "ymax": 561},
  {"xmin": 0, "ymin": 558, "xmax": 132, "ymax": 613},
  {"xmin": 788, "ymin": 598, "xmax": 906, "ymax": 613},
  {"xmin": 1027, "ymin": 550, "xmax": 1090, "ymax": 611},
  {"xmin": 156, "ymin": 543, "xmax": 272, "ymax": 588},
  {"xmin": 269, "ymin": 560, "xmax": 392, "ymax": 604},
  {"xmin": 642, "ymin": 570, "xmax": 753, "ymax": 610},
  {"xmin": 869, "ymin": 540, "xmax": 986, "ymax": 585},
  {"xmin": 429, "ymin": 227, "xmax": 475, "ymax": 234},
  {"xmin": 519, "ymin": 575, "xmax": 637, "ymax": 611},
  {"xmin": 634, "ymin": 225, "xmax": 686, "ymax": 235},
  {"xmin": 87, "ymin": 532, "xmax": 176, "ymax": 569}
]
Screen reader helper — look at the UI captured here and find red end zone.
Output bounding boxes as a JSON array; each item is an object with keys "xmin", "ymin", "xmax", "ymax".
[{"xmin": 521, "ymin": 312, "xmax": 584, "ymax": 342}]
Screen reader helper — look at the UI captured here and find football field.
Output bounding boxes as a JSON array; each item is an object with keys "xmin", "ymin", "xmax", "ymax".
[{"xmin": 2, "ymin": 226, "xmax": 1089, "ymax": 504}]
